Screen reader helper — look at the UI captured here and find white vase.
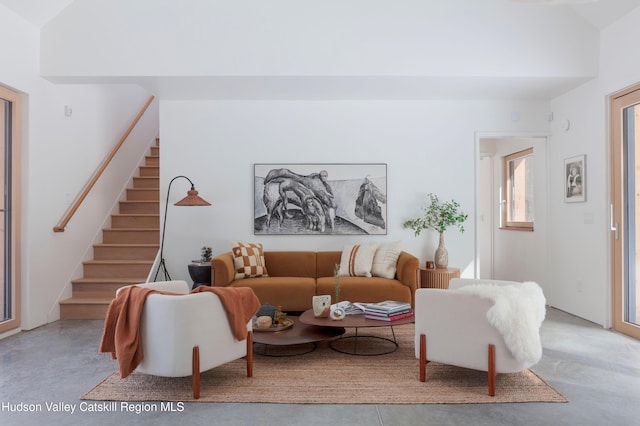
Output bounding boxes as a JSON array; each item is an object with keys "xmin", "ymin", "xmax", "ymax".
[
  {"xmin": 312, "ymin": 295, "xmax": 331, "ymax": 318},
  {"xmin": 434, "ymin": 232, "xmax": 449, "ymax": 269}
]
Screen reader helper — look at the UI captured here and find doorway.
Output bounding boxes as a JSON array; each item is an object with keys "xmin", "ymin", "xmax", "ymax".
[
  {"xmin": 477, "ymin": 135, "xmax": 548, "ymax": 283},
  {"xmin": 0, "ymin": 85, "xmax": 21, "ymax": 334},
  {"xmin": 611, "ymin": 84, "xmax": 640, "ymax": 339}
]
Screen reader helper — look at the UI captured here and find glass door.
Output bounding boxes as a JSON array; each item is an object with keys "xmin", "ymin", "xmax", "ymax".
[
  {"xmin": 0, "ymin": 97, "xmax": 7, "ymax": 323},
  {"xmin": 611, "ymin": 86, "xmax": 640, "ymax": 338},
  {"xmin": 0, "ymin": 85, "xmax": 19, "ymax": 334},
  {"xmin": 623, "ymin": 103, "xmax": 640, "ymax": 327}
]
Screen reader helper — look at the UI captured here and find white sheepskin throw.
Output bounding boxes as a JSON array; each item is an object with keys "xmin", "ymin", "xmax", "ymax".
[{"xmin": 456, "ymin": 281, "xmax": 546, "ymax": 364}]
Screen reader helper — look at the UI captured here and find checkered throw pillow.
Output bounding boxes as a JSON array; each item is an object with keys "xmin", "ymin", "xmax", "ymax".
[{"xmin": 231, "ymin": 241, "xmax": 269, "ymax": 280}]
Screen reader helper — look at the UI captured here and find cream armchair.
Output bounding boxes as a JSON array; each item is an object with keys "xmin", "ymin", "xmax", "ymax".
[
  {"xmin": 130, "ymin": 280, "xmax": 253, "ymax": 399},
  {"xmin": 415, "ymin": 278, "xmax": 546, "ymax": 396}
]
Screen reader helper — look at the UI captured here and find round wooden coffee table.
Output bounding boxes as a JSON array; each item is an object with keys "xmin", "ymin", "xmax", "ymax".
[
  {"xmin": 299, "ymin": 309, "xmax": 414, "ymax": 356},
  {"xmin": 252, "ymin": 316, "xmax": 345, "ymax": 356}
]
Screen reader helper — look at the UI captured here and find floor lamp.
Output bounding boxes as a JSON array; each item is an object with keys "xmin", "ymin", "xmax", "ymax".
[{"xmin": 154, "ymin": 175, "xmax": 211, "ymax": 281}]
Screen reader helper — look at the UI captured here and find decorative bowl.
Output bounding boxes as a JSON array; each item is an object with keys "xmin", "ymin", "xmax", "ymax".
[{"xmin": 256, "ymin": 316, "xmax": 273, "ymax": 329}]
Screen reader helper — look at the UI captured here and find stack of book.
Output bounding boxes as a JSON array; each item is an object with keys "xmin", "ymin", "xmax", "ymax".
[{"xmin": 363, "ymin": 300, "xmax": 413, "ymax": 321}]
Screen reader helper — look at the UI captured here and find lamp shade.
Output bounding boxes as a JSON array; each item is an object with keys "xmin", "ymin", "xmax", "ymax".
[{"xmin": 174, "ymin": 188, "xmax": 211, "ymax": 206}]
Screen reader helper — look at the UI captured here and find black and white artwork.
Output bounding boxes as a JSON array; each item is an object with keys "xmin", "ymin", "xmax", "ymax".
[
  {"xmin": 254, "ymin": 164, "xmax": 387, "ymax": 235},
  {"xmin": 564, "ymin": 155, "xmax": 586, "ymax": 203}
]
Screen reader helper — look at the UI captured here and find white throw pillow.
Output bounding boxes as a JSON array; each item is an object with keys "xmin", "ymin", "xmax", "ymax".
[
  {"xmin": 371, "ymin": 241, "xmax": 403, "ymax": 279},
  {"xmin": 338, "ymin": 243, "xmax": 378, "ymax": 277}
]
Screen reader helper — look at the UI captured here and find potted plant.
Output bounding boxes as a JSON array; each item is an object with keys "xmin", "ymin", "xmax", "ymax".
[
  {"xmin": 200, "ymin": 246, "xmax": 213, "ymax": 264},
  {"xmin": 402, "ymin": 193, "xmax": 467, "ymax": 269}
]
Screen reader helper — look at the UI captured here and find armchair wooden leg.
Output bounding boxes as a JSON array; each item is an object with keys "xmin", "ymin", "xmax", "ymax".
[
  {"xmin": 487, "ymin": 344, "xmax": 496, "ymax": 397},
  {"xmin": 192, "ymin": 346, "xmax": 201, "ymax": 399},
  {"xmin": 246, "ymin": 331, "xmax": 253, "ymax": 378},
  {"xmin": 419, "ymin": 334, "xmax": 427, "ymax": 382}
]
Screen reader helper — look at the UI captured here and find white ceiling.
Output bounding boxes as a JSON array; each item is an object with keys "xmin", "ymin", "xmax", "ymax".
[
  {"xmin": 0, "ymin": 0, "xmax": 74, "ymax": 28},
  {"xmin": 2, "ymin": 0, "xmax": 639, "ymax": 30},
  {"xmin": 569, "ymin": 0, "xmax": 640, "ymax": 28},
  {"xmin": 3, "ymin": 0, "xmax": 640, "ymax": 100}
]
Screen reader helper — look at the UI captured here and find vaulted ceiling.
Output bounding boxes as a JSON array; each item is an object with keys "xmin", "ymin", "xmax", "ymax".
[
  {"xmin": 3, "ymin": 0, "xmax": 640, "ymax": 100},
  {"xmin": 3, "ymin": 0, "xmax": 638, "ymax": 30}
]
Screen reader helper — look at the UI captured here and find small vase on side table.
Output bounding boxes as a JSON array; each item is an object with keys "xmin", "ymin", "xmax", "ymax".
[{"xmin": 434, "ymin": 232, "xmax": 448, "ymax": 269}]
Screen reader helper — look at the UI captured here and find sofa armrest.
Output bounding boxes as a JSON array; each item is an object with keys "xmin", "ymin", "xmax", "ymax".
[
  {"xmin": 396, "ymin": 251, "xmax": 419, "ymax": 307},
  {"xmin": 211, "ymin": 252, "xmax": 235, "ymax": 286},
  {"xmin": 448, "ymin": 278, "xmax": 520, "ymax": 290}
]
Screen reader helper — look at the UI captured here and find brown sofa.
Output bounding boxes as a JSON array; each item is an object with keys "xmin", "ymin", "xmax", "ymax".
[{"xmin": 211, "ymin": 251, "xmax": 420, "ymax": 311}]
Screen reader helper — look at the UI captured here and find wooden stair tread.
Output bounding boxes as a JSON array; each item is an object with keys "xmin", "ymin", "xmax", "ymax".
[
  {"xmin": 112, "ymin": 213, "xmax": 159, "ymax": 216},
  {"xmin": 60, "ymin": 297, "xmax": 113, "ymax": 304},
  {"xmin": 71, "ymin": 277, "xmax": 146, "ymax": 283},
  {"xmin": 103, "ymin": 227, "xmax": 160, "ymax": 231},
  {"xmin": 83, "ymin": 260, "xmax": 154, "ymax": 264},
  {"xmin": 94, "ymin": 243, "xmax": 159, "ymax": 247}
]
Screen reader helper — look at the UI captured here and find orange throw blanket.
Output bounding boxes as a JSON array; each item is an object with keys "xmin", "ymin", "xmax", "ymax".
[{"xmin": 99, "ymin": 285, "xmax": 260, "ymax": 378}]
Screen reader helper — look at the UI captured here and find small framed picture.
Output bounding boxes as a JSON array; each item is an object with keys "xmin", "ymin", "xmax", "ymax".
[{"xmin": 564, "ymin": 155, "xmax": 586, "ymax": 203}]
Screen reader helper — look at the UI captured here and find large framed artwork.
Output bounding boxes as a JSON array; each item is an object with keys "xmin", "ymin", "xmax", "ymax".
[
  {"xmin": 564, "ymin": 154, "xmax": 586, "ymax": 203},
  {"xmin": 254, "ymin": 163, "xmax": 387, "ymax": 235}
]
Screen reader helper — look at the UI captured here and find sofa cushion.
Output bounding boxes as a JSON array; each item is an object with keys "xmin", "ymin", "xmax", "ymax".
[
  {"xmin": 371, "ymin": 241, "xmax": 403, "ymax": 279},
  {"xmin": 263, "ymin": 251, "xmax": 317, "ymax": 277},
  {"xmin": 231, "ymin": 241, "xmax": 269, "ymax": 279},
  {"xmin": 316, "ymin": 251, "xmax": 342, "ymax": 277},
  {"xmin": 229, "ymin": 277, "xmax": 316, "ymax": 311},
  {"xmin": 338, "ymin": 243, "xmax": 378, "ymax": 277},
  {"xmin": 317, "ymin": 276, "xmax": 412, "ymax": 306}
]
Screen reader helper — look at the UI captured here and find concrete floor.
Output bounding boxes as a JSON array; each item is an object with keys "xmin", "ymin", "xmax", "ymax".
[{"xmin": 0, "ymin": 308, "xmax": 639, "ymax": 426}]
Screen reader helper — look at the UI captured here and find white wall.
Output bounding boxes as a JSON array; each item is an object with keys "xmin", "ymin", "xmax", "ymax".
[
  {"xmin": 159, "ymin": 99, "xmax": 551, "ymax": 287},
  {"xmin": 478, "ymin": 154, "xmax": 493, "ymax": 278},
  {"xmin": 549, "ymin": 82, "xmax": 607, "ymax": 325},
  {"xmin": 549, "ymin": 7, "xmax": 640, "ymax": 326},
  {"xmin": 0, "ymin": 5, "xmax": 155, "ymax": 331}
]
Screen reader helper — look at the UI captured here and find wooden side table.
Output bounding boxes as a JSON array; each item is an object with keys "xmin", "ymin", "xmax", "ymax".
[{"xmin": 419, "ymin": 267, "xmax": 460, "ymax": 289}]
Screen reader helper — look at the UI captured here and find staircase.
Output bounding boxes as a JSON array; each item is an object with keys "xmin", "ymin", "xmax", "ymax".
[{"xmin": 59, "ymin": 141, "xmax": 160, "ymax": 319}]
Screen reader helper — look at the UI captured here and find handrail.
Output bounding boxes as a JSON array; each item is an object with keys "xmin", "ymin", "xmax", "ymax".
[{"xmin": 53, "ymin": 95, "xmax": 156, "ymax": 232}]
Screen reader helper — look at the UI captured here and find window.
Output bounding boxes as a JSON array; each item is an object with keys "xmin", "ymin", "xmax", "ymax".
[{"xmin": 501, "ymin": 147, "xmax": 534, "ymax": 231}]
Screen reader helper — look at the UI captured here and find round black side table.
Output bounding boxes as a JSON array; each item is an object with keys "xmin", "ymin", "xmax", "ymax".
[{"xmin": 188, "ymin": 263, "xmax": 212, "ymax": 289}]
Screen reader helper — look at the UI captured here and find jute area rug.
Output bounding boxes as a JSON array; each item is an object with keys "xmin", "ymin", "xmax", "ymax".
[{"xmin": 83, "ymin": 323, "xmax": 567, "ymax": 404}]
